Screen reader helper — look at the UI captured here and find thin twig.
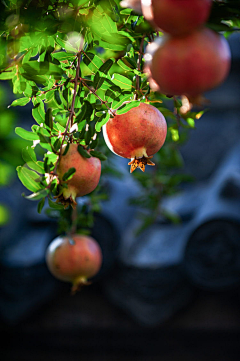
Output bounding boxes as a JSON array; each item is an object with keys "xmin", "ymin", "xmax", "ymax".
[
  {"xmin": 135, "ymin": 34, "xmax": 146, "ymax": 99},
  {"xmin": 80, "ymin": 77, "xmax": 116, "ymax": 117}
]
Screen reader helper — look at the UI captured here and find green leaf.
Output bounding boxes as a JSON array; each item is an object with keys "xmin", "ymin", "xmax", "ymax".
[
  {"xmin": 93, "ymin": 72, "xmax": 105, "ymax": 90},
  {"xmin": 83, "ymin": 52, "xmax": 104, "ymax": 73},
  {"xmin": 0, "ymin": 70, "xmax": 15, "ymax": 80},
  {"xmin": 32, "ymin": 99, "xmax": 45, "ymax": 124},
  {"xmin": 17, "ymin": 166, "xmax": 42, "ymax": 192},
  {"xmin": 48, "ymin": 198, "xmax": 65, "ymax": 210},
  {"xmin": 15, "ymin": 127, "xmax": 40, "ymax": 141},
  {"xmin": 10, "ymin": 97, "xmax": 30, "ymax": 107},
  {"xmin": 77, "ymin": 145, "xmax": 91, "ymax": 158},
  {"xmin": 54, "ymin": 89, "xmax": 62, "ymax": 105},
  {"xmin": 53, "ymin": 138, "xmax": 62, "ymax": 152},
  {"xmin": 186, "ymin": 117, "xmax": 195, "ymax": 128},
  {"xmin": 112, "ymin": 94, "xmax": 131, "ymax": 110},
  {"xmin": 38, "ymin": 197, "xmax": 45, "ymax": 213},
  {"xmin": 45, "ymin": 108, "xmax": 53, "ymax": 129},
  {"xmin": 51, "ymin": 52, "xmax": 76, "ymax": 62},
  {"xmin": 111, "ymin": 74, "xmax": 133, "ymax": 90},
  {"xmin": 117, "ymin": 59, "xmax": 134, "ymax": 72},
  {"xmin": 24, "ymin": 189, "xmax": 49, "ymax": 201},
  {"xmin": 116, "ymin": 101, "xmax": 140, "ymax": 115},
  {"xmin": 55, "ymin": 36, "xmax": 78, "ymax": 53},
  {"xmin": 76, "ymin": 103, "xmax": 87, "ymax": 123},
  {"xmin": 22, "ymin": 146, "xmax": 44, "ymax": 174},
  {"xmin": 95, "ymin": 113, "xmax": 110, "ymax": 132},
  {"xmin": 83, "ymin": 101, "xmax": 93, "ymax": 122},
  {"xmin": 99, "ymin": 59, "xmax": 114, "ymax": 74},
  {"xmin": 90, "ymin": 150, "xmax": 107, "ymax": 161},
  {"xmin": 37, "ymin": 128, "xmax": 51, "ymax": 144},
  {"xmin": 62, "ymin": 167, "xmax": 76, "ymax": 181},
  {"xmin": 63, "ymin": 143, "xmax": 70, "ymax": 155}
]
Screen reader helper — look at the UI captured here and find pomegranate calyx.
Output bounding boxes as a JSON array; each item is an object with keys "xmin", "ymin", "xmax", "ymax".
[
  {"xmin": 128, "ymin": 155, "xmax": 155, "ymax": 173},
  {"xmin": 55, "ymin": 192, "xmax": 77, "ymax": 209}
]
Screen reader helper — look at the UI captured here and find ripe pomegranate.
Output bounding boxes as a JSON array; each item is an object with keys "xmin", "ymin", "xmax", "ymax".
[
  {"xmin": 148, "ymin": 28, "xmax": 231, "ymax": 98},
  {"xmin": 46, "ymin": 234, "xmax": 102, "ymax": 293},
  {"xmin": 57, "ymin": 143, "xmax": 101, "ymax": 207},
  {"xmin": 103, "ymin": 102, "xmax": 167, "ymax": 172},
  {"xmin": 142, "ymin": 0, "xmax": 212, "ymax": 36}
]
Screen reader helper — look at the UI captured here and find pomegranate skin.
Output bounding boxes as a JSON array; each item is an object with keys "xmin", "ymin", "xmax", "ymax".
[
  {"xmin": 150, "ymin": 28, "xmax": 231, "ymax": 97},
  {"xmin": 46, "ymin": 235, "xmax": 102, "ymax": 284},
  {"xmin": 151, "ymin": 0, "xmax": 212, "ymax": 36},
  {"xmin": 103, "ymin": 103, "xmax": 167, "ymax": 160},
  {"xmin": 57, "ymin": 143, "xmax": 101, "ymax": 201}
]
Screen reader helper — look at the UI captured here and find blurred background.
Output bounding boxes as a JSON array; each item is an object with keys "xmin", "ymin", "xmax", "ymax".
[{"xmin": 1, "ymin": 32, "xmax": 240, "ymax": 361}]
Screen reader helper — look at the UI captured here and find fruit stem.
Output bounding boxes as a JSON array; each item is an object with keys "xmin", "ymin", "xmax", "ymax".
[
  {"xmin": 69, "ymin": 206, "xmax": 78, "ymax": 235},
  {"xmin": 71, "ymin": 276, "xmax": 90, "ymax": 295}
]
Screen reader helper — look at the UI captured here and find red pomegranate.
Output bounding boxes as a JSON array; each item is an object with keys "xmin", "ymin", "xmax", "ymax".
[
  {"xmin": 143, "ymin": 0, "xmax": 212, "ymax": 36},
  {"xmin": 57, "ymin": 143, "xmax": 101, "ymax": 206},
  {"xmin": 46, "ymin": 234, "xmax": 102, "ymax": 293},
  {"xmin": 103, "ymin": 102, "xmax": 167, "ymax": 172},
  {"xmin": 149, "ymin": 28, "xmax": 231, "ymax": 97}
]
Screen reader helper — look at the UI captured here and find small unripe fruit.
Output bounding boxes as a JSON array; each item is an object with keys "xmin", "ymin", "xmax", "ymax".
[
  {"xmin": 46, "ymin": 234, "xmax": 102, "ymax": 293},
  {"xmin": 103, "ymin": 103, "xmax": 167, "ymax": 172},
  {"xmin": 57, "ymin": 143, "xmax": 101, "ymax": 206}
]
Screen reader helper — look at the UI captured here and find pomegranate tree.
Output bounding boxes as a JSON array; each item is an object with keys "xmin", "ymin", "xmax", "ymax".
[
  {"xmin": 147, "ymin": 28, "xmax": 231, "ymax": 98},
  {"xmin": 103, "ymin": 102, "xmax": 167, "ymax": 172},
  {"xmin": 46, "ymin": 234, "xmax": 102, "ymax": 293},
  {"xmin": 142, "ymin": 0, "xmax": 212, "ymax": 36},
  {"xmin": 57, "ymin": 143, "xmax": 101, "ymax": 207}
]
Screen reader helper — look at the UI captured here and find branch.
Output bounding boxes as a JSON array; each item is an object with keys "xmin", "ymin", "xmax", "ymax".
[
  {"xmin": 80, "ymin": 77, "xmax": 116, "ymax": 117},
  {"xmin": 135, "ymin": 34, "xmax": 146, "ymax": 99},
  {"xmin": 53, "ymin": 38, "xmax": 84, "ymax": 175}
]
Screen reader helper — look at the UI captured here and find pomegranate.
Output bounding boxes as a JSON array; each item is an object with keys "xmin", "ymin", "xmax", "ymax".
[
  {"xmin": 46, "ymin": 234, "xmax": 102, "ymax": 293},
  {"xmin": 143, "ymin": 0, "xmax": 212, "ymax": 36},
  {"xmin": 57, "ymin": 143, "xmax": 101, "ymax": 207},
  {"xmin": 103, "ymin": 102, "xmax": 167, "ymax": 172},
  {"xmin": 148, "ymin": 28, "xmax": 231, "ymax": 98}
]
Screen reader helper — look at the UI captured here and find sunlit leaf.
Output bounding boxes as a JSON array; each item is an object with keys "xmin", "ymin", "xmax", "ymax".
[
  {"xmin": 116, "ymin": 100, "xmax": 140, "ymax": 115},
  {"xmin": 111, "ymin": 74, "xmax": 133, "ymax": 90},
  {"xmin": 62, "ymin": 167, "xmax": 76, "ymax": 181},
  {"xmin": 22, "ymin": 146, "xmax": 45, "ymax": 173},
  {"xmin": 10, "ymin": 97, "xmax": 30, "ymax": 107},
  {"xmin": 17, "ymin": 166, "xmax": 43, "ymax": 192},
  {"xmin": 95, "ymin": 113, "xmax": 110, "ymax": 132},
  {"xmin": 15, "ymin": 127, "xmax": 40, "ymax": 141},
  {"xmin": 24, "ymin": 189, "xmax": 49, "ymax": 200}
]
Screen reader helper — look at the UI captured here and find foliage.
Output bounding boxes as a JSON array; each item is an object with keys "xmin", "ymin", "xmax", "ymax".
[{"xmin": 0, "ymin": 0, "xmax": 239, "ymax": 233}]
